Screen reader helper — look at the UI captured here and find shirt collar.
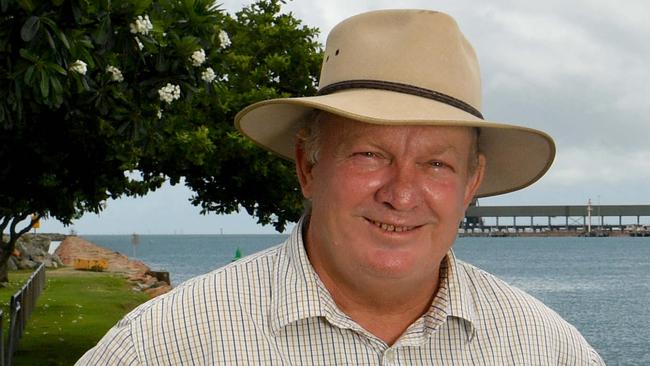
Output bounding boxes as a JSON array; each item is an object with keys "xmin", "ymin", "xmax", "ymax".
[
  {"xmin": 440, "ymin": 249, "xmax": 478, "ymax": 341},
  {"xmin": 270, "ymin": 216, "xmax": 327, "ymax": 335},
  {"xmin": 394, "ymin": 250, "xmax": 477, "ymax": 346},
  {"xmin": 270, "ymin": 218, "xmax": 478, "ymax": 342}
]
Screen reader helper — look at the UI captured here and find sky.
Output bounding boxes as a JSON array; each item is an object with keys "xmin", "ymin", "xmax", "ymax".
[{"xmin": 36, "ymin": 0, "xmax": 650, "ymax": 234}]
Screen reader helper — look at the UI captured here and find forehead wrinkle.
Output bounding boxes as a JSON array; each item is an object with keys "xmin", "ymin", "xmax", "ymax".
[{"xmin": 319, "ymin": 115, "xmax": 381, "ymax": 159}]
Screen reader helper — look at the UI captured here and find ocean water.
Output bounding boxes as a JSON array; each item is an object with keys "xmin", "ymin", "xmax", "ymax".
[{"xmin": 82, "ymin": 234, "xmax": 650, "ymax": 365}]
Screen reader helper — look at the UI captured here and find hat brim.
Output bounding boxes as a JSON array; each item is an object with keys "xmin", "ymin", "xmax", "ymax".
[{"xmin": 235, "ymin": 89, "xmax": 555, "ymax": 197}]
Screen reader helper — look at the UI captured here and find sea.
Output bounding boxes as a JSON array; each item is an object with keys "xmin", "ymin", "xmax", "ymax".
[{"xmin": 82, "ymin": 234, "xmax": 650, "ymax": 365}]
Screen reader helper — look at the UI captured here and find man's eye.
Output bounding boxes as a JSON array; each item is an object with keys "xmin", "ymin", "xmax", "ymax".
[
  {"xmin": 429, "ymin": 161, "xmax": 449, "ymax": 169},
  {"xmin": 356, "ymin": 152, "xmax": 378, "ymax": 158}
]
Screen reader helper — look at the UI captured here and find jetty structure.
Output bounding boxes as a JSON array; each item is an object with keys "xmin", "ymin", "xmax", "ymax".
[{"xmin": 462, "ymin": 202, "xmax": 650, "ymax": 237}]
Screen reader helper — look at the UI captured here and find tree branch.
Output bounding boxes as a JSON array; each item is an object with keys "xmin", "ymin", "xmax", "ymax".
[
  {"xmin": 8, "ymin": 213, "xmax": 30, "ymax": 244},
  {"xmin": 13, "ymin": 213, "xmax": 37, "ymax": 239},
  {"xmin": 0, "ymin": 216, "xmax": 10, "ymax": 233}
]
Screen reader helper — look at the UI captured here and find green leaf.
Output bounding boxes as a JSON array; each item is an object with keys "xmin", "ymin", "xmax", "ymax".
[
  {"xmin": 21, "ymin": 16, "xmax": 41, "ymax": 42},
  {"xmin": 39, "ymin": 69, "xmax": 49, "ymax": 98},
  {"xmin": 19, "ymin": 48, "xmax": 38, "ymax": 62},
  {"xmin": 45, "ymin": 29, "xmax": 56, "ymax": 50},
  {"xmin": 81, "ymin": 77, "xmax": 90, "ymax": 91},
  {"xmin": 50, "ymin": 76, "xmax": 63, "ymax": 95},
  {"xmin": 39, "ymin": 17, "xmax": 56, "ymax": 27},
  {"xmin": 58, "ymin": 31, "xmax": 71, "ymax": 49},
  {"xmin": 50, "ymin": 76, "xmax": 63, "ymax": 108},
  {"xmin": 17, "ymin": 0, "xmax": 34, "ymax": 12},
  {"xmin": 43, "ymin": 20, "xmax": 71, "ymax": 50},
  {"xmin": 49, "ymin": 63, "xmax": 67, "ymax": 76},
  {"xmin": 24, "ymin": 66, "xmax": 35, "ymax": 85},
  {"xmin": 79, "ymin": 38, "xmax": 94, "ymax": 49}
]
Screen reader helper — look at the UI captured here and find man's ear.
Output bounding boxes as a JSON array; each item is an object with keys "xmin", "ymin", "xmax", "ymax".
[
  {"xmin": 463, "ymin": 153, "xmax": 486, "ymax": 208},
  {"xmin": 295, "ymin": 143, "xmax": 315, "ymax": 199}
]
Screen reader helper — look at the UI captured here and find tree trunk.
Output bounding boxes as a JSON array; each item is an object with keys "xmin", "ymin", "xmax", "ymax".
[
  {"xmin": 0, "ymin": 256, "xmax": 9, "ymax": 284},
  {"xmin": 0, "ymin": 213, "xmax": 36, "ymax": 284},
  {"xmin": 0, "ymin": 238, "xmax": 16, "ymax": 284}
]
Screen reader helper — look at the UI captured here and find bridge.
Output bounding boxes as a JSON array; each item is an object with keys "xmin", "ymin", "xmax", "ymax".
[{"xmin": 462, "ymin": 204, "xmax": 650, "ymax": 236}]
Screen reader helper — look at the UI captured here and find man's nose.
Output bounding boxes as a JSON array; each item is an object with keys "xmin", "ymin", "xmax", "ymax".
[{"xmin": 375, "ymin": 163, "xmax": 421, "ymax": 211}]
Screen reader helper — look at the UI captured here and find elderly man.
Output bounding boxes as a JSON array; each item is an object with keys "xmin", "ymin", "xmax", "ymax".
[{"xmin": 78, "ymin": 9, "xmax": 604, "ymax": 365}]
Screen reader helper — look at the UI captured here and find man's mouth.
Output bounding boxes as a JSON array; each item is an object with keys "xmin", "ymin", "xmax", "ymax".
[{"xmin": 367, "ymin": 219, "xmax": 417, "ymax": 233}]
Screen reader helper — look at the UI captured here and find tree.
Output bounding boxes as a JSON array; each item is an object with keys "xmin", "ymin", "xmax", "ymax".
[
  {"xmin": 0, "ymin": 0, "xmax": 322, "ymax": 283},
  {"xmin": 136, "ymin": 0, "xmax": 322, "ymax": 231}
]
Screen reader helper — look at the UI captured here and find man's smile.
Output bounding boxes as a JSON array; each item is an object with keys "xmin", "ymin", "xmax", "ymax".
[{"xmin": 365, "ymin": 218, "xmax": 419, "ymax": 233}]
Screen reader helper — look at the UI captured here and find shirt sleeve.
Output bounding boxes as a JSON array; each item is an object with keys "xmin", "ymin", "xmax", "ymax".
[
  {"xmin": 75, "ymin": 319, "xmax": 141, "ymax": 366},
  {"xmin": 589, "ymin": 349, "xmax": 606, "ymax": 366}
]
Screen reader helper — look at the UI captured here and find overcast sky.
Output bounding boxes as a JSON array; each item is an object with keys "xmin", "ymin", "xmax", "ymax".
[{"xmin": 37, "ymin": 0, "xmax": 650, "ymax": 234}]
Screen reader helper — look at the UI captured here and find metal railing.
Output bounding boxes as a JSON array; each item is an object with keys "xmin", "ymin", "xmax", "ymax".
[{"xmin": 0, "ymin": 263, "xmax": 46, "ymax": 366}]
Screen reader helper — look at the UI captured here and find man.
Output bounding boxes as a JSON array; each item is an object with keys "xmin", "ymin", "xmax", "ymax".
[{"xmin": 78, "ymin": 10, "xmax": 605, "ymax": 365}]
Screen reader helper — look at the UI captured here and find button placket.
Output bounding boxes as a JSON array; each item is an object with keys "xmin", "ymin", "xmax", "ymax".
[{"xmin": 382, "ymin": 348, "xmax": 397, "ymax": 365}]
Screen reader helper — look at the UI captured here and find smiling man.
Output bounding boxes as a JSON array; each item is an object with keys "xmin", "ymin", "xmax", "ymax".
[
  {"xmin": 295, "ymin": 116, "xmax": 484, "ymax": 346},
  {"xmin": 291, "ymin": 116, "xmax": 483, "ymax": 347},
  {"xmin": 78, "ymin": 9, "xmax": 604, "ymax": 365}
]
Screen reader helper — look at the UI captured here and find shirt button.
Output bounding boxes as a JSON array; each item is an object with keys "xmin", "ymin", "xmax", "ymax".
[{"xmin": 384, "ymin": 349, "xmax": 396, "ymax": 363}]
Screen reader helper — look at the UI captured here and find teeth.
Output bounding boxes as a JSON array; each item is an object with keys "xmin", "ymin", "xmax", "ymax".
[{"xmin": 371, "ymin": 220, "xmax": 413, "ymax": 233}]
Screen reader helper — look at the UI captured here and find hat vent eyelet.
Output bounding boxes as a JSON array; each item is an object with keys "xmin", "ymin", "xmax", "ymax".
[{"xmin": 335, "ymin": 49, "xmax": 340, "ymax": 55}]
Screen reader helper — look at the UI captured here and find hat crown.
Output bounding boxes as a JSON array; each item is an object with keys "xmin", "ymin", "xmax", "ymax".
[
  {"xmin": 319, "ymin": 10, "xmax": 482, "ymax": 113},
  {"xmin": 234, "ymin": 9, "xmax": 555, "ymax": 198}
]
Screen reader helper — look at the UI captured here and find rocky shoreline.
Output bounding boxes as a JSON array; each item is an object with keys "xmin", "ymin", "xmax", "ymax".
[
  {"xmin": 9, "ymin": 233, "xmax": 66, "ymax": 270},
  {"xmin": 11, "ymin": 233, "xmax": 171, "ymax": 298}
]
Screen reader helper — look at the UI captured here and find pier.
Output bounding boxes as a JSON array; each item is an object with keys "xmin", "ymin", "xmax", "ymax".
[{"xmin": 462, "ymin": 204, "xmax": 650, "ymax": 236}]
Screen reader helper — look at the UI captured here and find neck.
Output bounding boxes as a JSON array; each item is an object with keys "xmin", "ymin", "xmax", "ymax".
[
  {"xmin": 306, "ymin": 239, "xmax": 442, "ymax": 345},
  {"xmin": 328, "ymin": 274, "xmax": 440, "ymax": 345}
]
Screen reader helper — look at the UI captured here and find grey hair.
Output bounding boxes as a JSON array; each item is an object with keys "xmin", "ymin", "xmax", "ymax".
[
  {"xmin": 295, "ymin": 110, "xmax": 324, "ymax": 165},
  {"xmin": 295, "ymin": 110, "xmax": 325, "ymax": 216},
  {"xmin": 468, "ymin": 127, "xmax": 481, "ymax": 175}
]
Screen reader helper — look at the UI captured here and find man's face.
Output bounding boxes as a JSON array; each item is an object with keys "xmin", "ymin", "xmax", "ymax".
[{"xmin": 296, "ymin": 115, "xmax": 485, "ymax": 285}]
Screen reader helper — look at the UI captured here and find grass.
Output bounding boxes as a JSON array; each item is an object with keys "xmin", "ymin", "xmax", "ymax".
[
  {"xmin": 0, "ymin": 268, "xmax": 150, "ymax": 366},
  {"xmin": 0, "ymin": 269, "xmax": 34, "ymax": 338}
]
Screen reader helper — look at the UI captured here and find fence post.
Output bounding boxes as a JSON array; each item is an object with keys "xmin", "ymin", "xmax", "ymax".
[
  {"xmin": 0, "ymin": 310, "xmax": 4, "ymax": 366},
  {"xmin": 5, "ymin": 263, "xmax": 46, "ymax": 366},
  {"xmin": 6, "ymin": 301, "xmax": 20, "ymax": 366}
]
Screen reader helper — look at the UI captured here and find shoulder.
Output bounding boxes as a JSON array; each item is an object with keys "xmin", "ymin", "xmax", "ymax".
[
  {"xmin": 456, "ymin": 260, "xmax": 569, "ymax": 329},
  {"xmin": 133, "ymin": 242, "xmax": 282, "ymax": 324},
  {"xmin": 455, "ymin": 260, "xmax": 604, "ymax": 365}
]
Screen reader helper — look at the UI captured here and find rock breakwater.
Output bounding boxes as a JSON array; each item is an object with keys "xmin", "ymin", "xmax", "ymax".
[{"xmin": 55, "ymin": 236, "xmax": 171, "ymax": 298}]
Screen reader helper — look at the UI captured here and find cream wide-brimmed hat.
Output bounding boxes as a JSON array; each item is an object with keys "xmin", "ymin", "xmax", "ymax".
[{"xmin": 235, "ymin": 9, "xmax": 555, "ymax": 197}]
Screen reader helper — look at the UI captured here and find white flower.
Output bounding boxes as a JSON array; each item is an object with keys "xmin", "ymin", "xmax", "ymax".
[
  {"xmin": 158, "ymin": 83, "xmax": 181, "ymax": 104},
  {"xmin": 106, "ymin": 65, "xmax": 124, "ymax": 82},
  {"xmin": 129, "ymin": 15, "xmax": 153, "ymax": 35},
  {"xmin": 157, "ymin": 109, "xmax": 163, "ymax": 119},
  {"xmin": 69, "ymin": 60, "xmax": 87, "ymax": 75},
  {"xmin": 201, "ymin": 67, "xmax": 216, "ymax": 83},
  {"xmin": 218, "ymin": 30, "xmax": 231, "ymax": 49},
  {"xmin": 190, "ymin": 49, "xmax": 206, "ymax": 67},
  {"xmin": 135, "ymin": 37, "xmax": 144, "ymax": 50}
]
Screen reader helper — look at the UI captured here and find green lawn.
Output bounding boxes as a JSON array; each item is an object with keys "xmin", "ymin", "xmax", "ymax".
[
  {"xmin": 1, "ymin": 268, "xmax": 150, "ymax": 366},
  {"xmin": 0, "ymin": 270, "xmax": 33, "ymax": 316}
]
